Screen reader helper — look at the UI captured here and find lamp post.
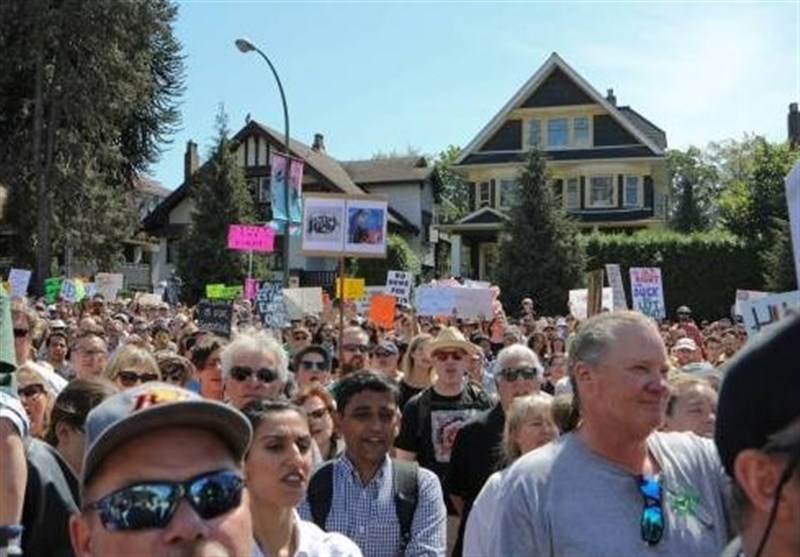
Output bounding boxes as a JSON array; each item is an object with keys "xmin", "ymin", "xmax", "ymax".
[{"xmin": 235, "ymin": 37, "xmax": 291, "ymax": 288}]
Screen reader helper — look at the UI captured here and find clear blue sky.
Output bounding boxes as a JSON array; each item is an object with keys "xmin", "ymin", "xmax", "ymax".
[{"xmin": 150, "ymin": 0, "xmax": 800, "ymax": 190}]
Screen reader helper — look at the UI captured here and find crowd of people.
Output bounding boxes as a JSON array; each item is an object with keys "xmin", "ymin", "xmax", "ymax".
[{"xmin": 0, "ymin": 284, "xmax": 798, "ymax": 557}]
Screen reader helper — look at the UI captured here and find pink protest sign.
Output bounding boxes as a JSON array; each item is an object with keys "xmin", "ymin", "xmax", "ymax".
[
  {"xmin": 227, "ymin": 225, "xmax": 275, "ymax": 252},
  {"xmin": 244, "ymin": 278, "xmax": 257, "ymax": 300}
]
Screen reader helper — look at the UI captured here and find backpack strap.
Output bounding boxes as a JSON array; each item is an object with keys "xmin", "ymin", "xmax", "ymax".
[
  {"xmin": 306, "ymin": 461, "xmax": 335, "ymax": 530},
  {"xmin": 392, "ymin": 458, "xmax": 419, "ymax": 553}
]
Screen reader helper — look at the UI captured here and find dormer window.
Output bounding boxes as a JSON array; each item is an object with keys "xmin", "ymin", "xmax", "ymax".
[
  {"xmin": 548, "ymin": 119, "xmax": 569, "ymax": 148},
  {"xmin": 574, "ymin": 117, "xmax": 590, "ymax": 147},
  {"xmin": 526, "ymin": 116, "xmax": 593, "ymax": 150}
]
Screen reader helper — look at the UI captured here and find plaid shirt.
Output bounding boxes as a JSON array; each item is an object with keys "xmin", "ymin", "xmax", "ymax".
[{"xmin": 299, "ymin": 454, "xmax": 446, "ymax": 557}]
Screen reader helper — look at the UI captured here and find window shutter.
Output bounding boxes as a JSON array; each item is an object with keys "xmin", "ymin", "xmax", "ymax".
[
  {"xmin": 617, "ymin": 175, "xmax": 624, "ymax": 208},
  {"xmin": 579, "ymin": 176, "xmax": 586, "ymax": 209},
  {"xmin": 490, "ymin": 179, "xmax": 497, "ymax": 208},
  {"xmin": 468, "ymin": 182, "xmax": 476, "ymax": 211},
  {"xmin": 644, "ymin": 176, "xmax": 654, "ymax": 208}
]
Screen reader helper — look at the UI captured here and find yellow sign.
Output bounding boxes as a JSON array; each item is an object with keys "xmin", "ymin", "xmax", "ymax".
[{"xmin": 335, "ymin": 278, "xmax": 366, "ymax": 300}]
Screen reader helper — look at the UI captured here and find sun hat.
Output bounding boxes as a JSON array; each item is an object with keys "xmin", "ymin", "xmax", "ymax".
[{"xmin": 426, "ymin": 326, "xmax": 477, "ymax": 356}]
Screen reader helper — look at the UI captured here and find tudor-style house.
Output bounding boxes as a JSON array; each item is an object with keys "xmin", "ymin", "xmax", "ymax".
[
  {"xmin": 143, "ymin": 121, "xmax": 440, "ymax": 288},
  {"xmin": 438, "ymin": 52, "xmax": 669, "ymax": 281}
]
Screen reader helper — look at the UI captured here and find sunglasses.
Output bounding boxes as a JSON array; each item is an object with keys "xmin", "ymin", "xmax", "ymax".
[
  {"xmin": 83, "ymin": 469, "xmax": 244, "ymax": 531},
  {"xmin": 18, "ymin": 383, "xmax": 45, "ymax": 399},
  {"xmin": 342, "ymin": 344, "xmax": 370, "ymax": 353},
  {"xmin": 230, "ymin": 366, "xmax": 279, "ymax": 383},
  {"xmin": 373, "ymin": 350, "xmax": 396, "ymax": 358},
  {"xmin": 307, "ymin": 407, "xmax": 330, "ymax": 420},
  {"xmin": 433, "ymin": 350, "xmax": 465, "ymax": 362},
  {"xmin": 116, "ymin": 371, "xmax": 160, "ymax": 387},
  {"xmin": 161, "ymin": 367, "xmax": 186, "ymax": 383},
  {"xmin": 638, "ymin": 474, "xmax": 664, "ymax": 546},
  {"xmin": 293, "ymin": 334, "xmax": 309, "ymax": 342},
  {"xmin": 12, "ymin": 328, "xmax": 29, "ymax": 338},
  {"xmin": 499, "ymin": 367, "xmax": 539, "ymax": 381},
  {"xmin": 300, "ymin": 360, "xmax": 328, "ymax": 372}
]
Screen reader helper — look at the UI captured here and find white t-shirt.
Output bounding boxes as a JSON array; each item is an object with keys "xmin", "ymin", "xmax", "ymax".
[
  {"xmin": 462, "ymin": 468, "xmax": 509, "ymax": 557},
  {"xmin": 252, "ymin": 512, "xmax": 363, "ymax": 557}
]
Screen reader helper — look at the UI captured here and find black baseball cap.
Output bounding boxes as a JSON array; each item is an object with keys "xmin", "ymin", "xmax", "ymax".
[{"xmin": 715, "ymin": 314, "xmax": 800, "ymax": 476}]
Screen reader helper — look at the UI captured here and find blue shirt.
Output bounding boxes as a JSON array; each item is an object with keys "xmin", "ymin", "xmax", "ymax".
[{"xmin": 299, "ymin": 454, "xmax": 446, "ymax": 557}]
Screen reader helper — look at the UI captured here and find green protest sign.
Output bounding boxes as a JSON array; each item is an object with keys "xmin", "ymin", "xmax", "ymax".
[{"xmin": 44, "ymin": 277, "xmax": 64, "ymax": 303}]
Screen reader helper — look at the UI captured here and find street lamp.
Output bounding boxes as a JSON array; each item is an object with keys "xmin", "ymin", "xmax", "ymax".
[{"xmin": 235, "ymin": 37, "xmax": 291, "ymax": 288}]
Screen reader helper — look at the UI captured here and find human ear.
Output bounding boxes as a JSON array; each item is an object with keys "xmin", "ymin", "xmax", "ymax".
[
  {"xmin": 734, "ymin": 450, "xmax": 790, "ymax": 516},
  {"xmin": 69, "ymin": 514, "xmax": 92, "ymax": 557}
]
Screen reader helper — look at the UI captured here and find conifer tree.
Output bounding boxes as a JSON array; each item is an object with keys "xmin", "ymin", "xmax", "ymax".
[{"xmin": 496, "ymin": 149, "xmax": 584, "ymax": 316}]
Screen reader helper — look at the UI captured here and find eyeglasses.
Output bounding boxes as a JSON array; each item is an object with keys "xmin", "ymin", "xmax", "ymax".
[
  {"xmin": 300, "ymin": 360, "xmax": 328, "ymax": 372},
  {"xmin": 229, "ymin": 366, "xmax": 279, "ymax": 383},
  {"xmin": 342, "ymin": 344, "xmax": 370, "ymax": 353},
  {"xmin": 12, "ymin": 328, "xmax": 29, "ymax": 338},
  {"xmin": 433, "ymin": 350, "xmax": 465, "ymax": 362},
  {"xmin": 161, "ymin": 367, "xmax": 186, "ymax": 383},
  {"xmin": 373, "ymin": 350, "xmax": 396, "ymax": 358},
  {"xmin": 637, "ymin": 474, "xmax": 664, "ymax": 546},
  {"xmin": 18, "ymin": 383, "xmax": 45, "ymax": 399},
  {"xmin": 499, "ymin": 367, "xmax": 539, "ymax": 381},
  {"xmin": 83, "ymin": 469, "xmax": 244, "ymax": 531},
  {"xmin": 116, "ymin": 371, "xmax": 160, "ymax": 387},
  {"xmin": 307, "ymin": 407, "xmax": 330, "ymax": 420}
]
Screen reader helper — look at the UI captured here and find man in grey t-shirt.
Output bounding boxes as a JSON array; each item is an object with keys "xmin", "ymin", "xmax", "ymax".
[{"xmin": 491, "ymin": 311, "xmax": 730, "ymax": 556}]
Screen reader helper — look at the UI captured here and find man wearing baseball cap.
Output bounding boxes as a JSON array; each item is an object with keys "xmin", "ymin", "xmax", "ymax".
[
  {"xmin": 715, "ymin": 314, "xmax": 800, "ymax": 557},
  {"xmin": 69, "ymin": 382, "xmax": 254, "ymax": 557}
]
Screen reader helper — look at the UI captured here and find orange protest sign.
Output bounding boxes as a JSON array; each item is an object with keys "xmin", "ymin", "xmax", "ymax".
[{"xmin": 368, "ymin": 294, "xmax": 396, "ymax": 329}]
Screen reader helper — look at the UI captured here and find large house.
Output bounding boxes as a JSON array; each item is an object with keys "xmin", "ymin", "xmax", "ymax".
[
  {"xmin": 142, "ymin": 120, "xmax": 440, "ymax": 288},
  {"xmin": 438, "ymin": 52, "xmax": 669, "ymax": 281}
]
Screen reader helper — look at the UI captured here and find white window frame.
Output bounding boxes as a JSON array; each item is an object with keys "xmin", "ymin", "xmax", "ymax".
[
  {"xmin": 498, "ymin": 179, "xmax": 516, "ymax": 210},
  {"xmin": 565, "ymin": 178, "xmax": 580, "ymax": 210},
  {"xmin": 588, "ymin": 175, "xmax": 616, "ymax": 208},
  {"xmin": 547, "ymin": 118, "xmax": 569, "ymax": 149},
  {"xmin": 478, "ymin": 182, "xmax": 491, "ymax": 208},
  {"xmin": 624, "ymin": 175, "xmax": 642, "ymax": 208},
  {"xmin": 573, "ymin": 117, "xmax": 591, "ymax": 148}
]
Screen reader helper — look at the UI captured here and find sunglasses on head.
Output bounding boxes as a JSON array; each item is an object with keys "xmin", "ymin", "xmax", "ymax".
[
  {"xmin": 433, "ymin": 350, "xmax": 465, "ymax": 362},
  {"xmin": 83, "ymin": 469, "xmax": 244, "ymax": 531},
  {"xmin": 342, "ymin": 344, "xmax": 370, "ymax": 353},
  {"xmin": 12, "ymin": 328, "xmax": 29, "ymax": 338},
  {"xmin": 230, "ymin": 365, "xmax": 279, "ymax": 383},
  {"xmin": 500, "ymin": 367, "xmax": 539, "ymax": 381},
  {"xmin": 300, "ymin": 360, "xmax": 328, "ymax": 372},
  {"xmin": 160, "ymin": 367, "xmax": 186, "ymax": 382},
  {"xmin": 18, "ymin": 383, "xmax": 45, "ymax": 398},
  {"xmin": 116, "ymin": 371, "xmax": 160, "ymax": 387},
  {"xmin": 638, "ymin": 474, "xmax": 664, "ymax": 546}
]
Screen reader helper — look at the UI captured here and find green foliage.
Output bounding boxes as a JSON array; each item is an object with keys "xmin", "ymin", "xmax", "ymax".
[
  {"xmin": 433, "ymin": 145, "xmax": 470, "ymax": 224},
  {"xmin": 666, "ymin": 147, "xmax": 719, "ymax": 232},
  {"xmin": 762, "ymin": 218, "xmax": 798, "ymax": 292},
  {"xmin": 496, "ymin": 149, "xmax": 584, "ymax": 315},
  {"xmin": 353, "ymin": 234, "xmax": 421, "ymax": 286},
  {"xmin": 176, "ymin": 108, "xmax": 264, "ymax": 303},
  {"xmin": 582, "ymin": 230, "xmax": 763, "ymax": 321}
]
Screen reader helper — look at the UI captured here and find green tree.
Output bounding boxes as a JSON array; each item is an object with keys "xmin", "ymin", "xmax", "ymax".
[
  {"xmin": 0, "ymin": 0, "xmax": 185, "ymax": 288},
  {"xmin": 177, "ymin": 108, "xmax": 263, "ymax": 303},
  {"xmin": 666, "ymin": 147, "xmax": 719, "ymax": 232},
  {"xmin": 433, "ymin": 145, "xmax": 470, "ymax": 224},
  {"xmin": 496, "ymin": 149, "xmax": 584, "ymax": 315},
  {"xmin": 352, "ymin": 234, "xmax": 421, "ymax": 286}
]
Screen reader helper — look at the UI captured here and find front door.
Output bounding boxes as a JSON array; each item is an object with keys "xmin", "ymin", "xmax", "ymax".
[{"xmin": 478, "ymin": 242, "xmax": 498, "ymax": 282}]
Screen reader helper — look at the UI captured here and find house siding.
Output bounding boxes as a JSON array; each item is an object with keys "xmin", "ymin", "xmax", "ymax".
[
  {"xmin": 480, "ymin": 120, "xmax": 522, "ymax": 152},
  {"xmin": 593, "ymin": 114, "xmax": 639, "ymax": 146},
  {"xmin": 521, "ymin": 67, "xmax": 595, "ymax": 107}
]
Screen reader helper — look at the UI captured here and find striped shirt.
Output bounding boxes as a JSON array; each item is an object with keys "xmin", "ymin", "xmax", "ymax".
[{"xmin": 299, "ymin": 454, "xmax": 446, "ymax": 557}]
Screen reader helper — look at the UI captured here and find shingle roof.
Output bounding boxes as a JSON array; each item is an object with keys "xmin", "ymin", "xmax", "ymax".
[
  {"xmin": 617, "ymin": 107, "xmax": 668, "ymax": 150},
  {"xmin": 340, "ymin": 157, "xmax": 433, "ymax": 185},
  {"xmin": 134, "ymin": 175, "xmax": 170, "ymax": 197}
]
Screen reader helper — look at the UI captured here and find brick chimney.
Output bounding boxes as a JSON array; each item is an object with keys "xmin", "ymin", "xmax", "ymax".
[
  {"xmin": 184, "ymin": 140, "xmax": 199, "ymax": 183},
  {"xmin": 789, "ymin": 103, "xmax": 800, "ymax": 148},
  {"xmin": 312, "ymin": 133, "xmax": 326, "ymax": 153},
  {"xmin": 606, "ymin": 88, "xmax": 617, "ymax": 106}
]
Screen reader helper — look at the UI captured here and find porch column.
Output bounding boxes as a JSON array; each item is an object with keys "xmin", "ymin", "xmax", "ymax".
[{"xmin": 450, "ymin": 234, "xmax": 461, "ymax": 277}]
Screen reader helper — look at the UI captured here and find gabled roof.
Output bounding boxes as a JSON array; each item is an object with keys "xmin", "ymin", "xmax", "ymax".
[
  {"xmin": 616, "ymin": 106, "xmax": 667, "ymax": 150},
  {"xmin": 340, "ymin": 156, "xmax": 433, "ymax": 185},
  {"xmin": 457, "ymin": 207, "xmax": 509, "ymax": 225},
  {"xmin": 134, "ymin": 175, "xmax": 170, "ymax": 197},
  {"xmin": 455, "ymin": 52, "xmax": 664, "ymax": 165}
]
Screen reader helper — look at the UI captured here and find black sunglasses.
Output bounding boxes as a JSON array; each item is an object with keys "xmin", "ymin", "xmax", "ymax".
[
  {"xmin": 499, "ymin": 367, "xmax": 539, "ymax": 381},
  {"xmin": 18, "ymin": 383, "xmax": 45, "ymax": 398},
  {"xmin": 230, "ymin": 365, "xmax": 279, "ymax": 383},
  {"xmin": 342, "ymin": 344, "xmax": 370, "ymax": 353},
  {"xmin": 12, "ymin": 328, "xmax": 29, "ymax": 338},
  {"xmin": 116, "ymin": 371, "xmax": 160, "ymax": 387},
  {"xmin": 638, "ymin": 474, "xmax": 664, "ymax": 546},
  {"xmin": 300, "ymin": 360, "xmax": 328, "ymax": 372},
  {"xmin": 161, "ymin": 367, "xmax": 186, "ymax": 382},
  {"xmin": 83, "ymin": 469, "xmax": 244, "ymax": 531}
]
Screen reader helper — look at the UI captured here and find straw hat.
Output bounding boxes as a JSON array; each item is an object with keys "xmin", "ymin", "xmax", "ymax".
[{"xmin": 427, "ymin": 326, "xmax": 478, "ymax": 356}]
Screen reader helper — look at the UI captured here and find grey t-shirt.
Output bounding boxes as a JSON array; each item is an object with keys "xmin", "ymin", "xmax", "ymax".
[{"xmin": 491, "ymin": 431, "xmax": 730, "ymax": 556}]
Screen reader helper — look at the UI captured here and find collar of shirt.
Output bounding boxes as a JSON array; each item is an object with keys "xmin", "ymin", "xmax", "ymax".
[{"xmin": 338, "ymin": 452, "xmax": 391, "ymax": 488}]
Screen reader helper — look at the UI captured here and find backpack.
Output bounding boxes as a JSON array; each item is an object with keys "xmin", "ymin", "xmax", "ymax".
[{"xmin": 306, "ymin": 458, "xmax": 419, "ymax": 553}]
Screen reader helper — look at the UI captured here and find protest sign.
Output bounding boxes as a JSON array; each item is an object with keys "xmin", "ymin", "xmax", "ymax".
[
  {"xmin": 605, "ymin": 264, "xmax": 628, "ymax": 310},
  {"xmin": 227, "ymin": 224, "xmax": 275, "ymax": 252},
  {"xmin": 354, "ymin": 286, "xmax": 385, "ymax": 315},
  {"xmin": 136, "ymin": 293, "xmax": 163, "ymax": 307},
  {"xmin": 385, "ymin": 271, "xmax": 412, "ymax": 306},
  {"xmin": 734, "ymin": 290, "xmax": 769, "ymax": 318},
  {"xmin": 244, "ymin": 278, "xmax": 257, "ymax": 300},
  {"xmin": 786, "ymin": 160, "xmax": 800, "ymax": 285},
  {"xmin": 205, "ymin": 284, "xmax": 242, "ymax": 299},
  {"xmin": 586, "ymin": 269, "xmax": 605, "ymax": 318},
  {"xmin": 44, "ymin": 277, "xmax": 64, "ymax": 303},
  {"xmin": 95, "ymin": 273, "xmax": 124, "ymax": 301},
  {"xmin": 283, "ymin": 287, "xmax": 323, "ymax": 320},
  {"xmin": 302, "ymin": 194, "xmax": 388, "ymax": 258},
  {"xmin": 462, "ymin": 279, "xmax": 492, "ymax": 289},
  {"xmin": 740, "ymin": 290, "xmax": 800, "ymax": 337},
  {"xmin": 369, "ymin": 294, "xmax": 396, "ymax": 329},
  {"xmin": 569, "ymin": 288, "xmax": 614, "ymax": 320},
  {"xmin": 85, "ymin": 282, "xmax": 97, "ymax": 298},
  {"xmin": 453, "ymin": 287, "xmax": 493, "ymax": 318},
  {"xmin": 7, "ymin": 269, "xmax": 31, "ymax": 297},
  {"xmin": 197, "ymin": 299, "xmax": 233, "ymax": 337},
  {"xmin": 629, "ymin": 267, "xmax": 666, "ymax": 320},
  {"xmin": 415, "ymin": 287, "xmax": 456, "ymax": 316},
  {"xmin": 254, "ymin": 280, "xmax": 286, "ymax": 328},
  {"xmin": 60, "ymin": 279, "xmax": 86, "ymax": 303},
  {"xmin": 336, "ymin": 278, "xmax": 366, "ymax": 301}
]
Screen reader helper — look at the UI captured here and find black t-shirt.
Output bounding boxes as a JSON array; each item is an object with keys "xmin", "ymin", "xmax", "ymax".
[
  {"xmin": 397, "ymin": 380, "xmax": 425, "ymax": 410},
  {"xmin": 395, "ymin": 384, "xmax": 492, "ymax": 512}
]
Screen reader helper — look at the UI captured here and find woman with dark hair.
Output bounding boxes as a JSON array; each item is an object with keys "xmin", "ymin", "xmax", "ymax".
[
  {"xmin": 190, "ymin": 334, "xmax": 227, "ymax": 400},
  {"xmin": 527, "ymin": 331, "xmax": 549, "ymax": 361},
  {"xmin": 240, "ymin": 399, "xmax": 362, "ymax": 556}
]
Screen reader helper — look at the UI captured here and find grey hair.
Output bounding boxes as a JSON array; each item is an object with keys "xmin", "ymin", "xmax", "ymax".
[
  {"xmin": 220, "ymin": 330, "xmax": 289, "ymax": 382},
  {"xmin": 567, "ymin": 311, "xmax": 656, "ymax": 377},
  {"xmin": 496, "ymin": 344, "xmax": 543, "ymax": 376}
]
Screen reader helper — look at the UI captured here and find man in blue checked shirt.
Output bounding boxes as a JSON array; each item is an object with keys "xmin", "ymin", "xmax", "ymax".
[{"xmin": 300, "ymin": 372, "xmax": 447, "ymax": 557}]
